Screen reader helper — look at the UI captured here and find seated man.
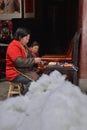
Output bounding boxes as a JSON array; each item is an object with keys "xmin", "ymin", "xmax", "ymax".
[
  {"xmin": 6, "ymin": 28, "xmax": 41, "ymax": 95},
  {"xmin": 29, "ymin": 41, "xmax": 46, "ymax": 74},
  {"xmin": 29, "ymin": 41, "xmax": 39, "ymax": 57}
]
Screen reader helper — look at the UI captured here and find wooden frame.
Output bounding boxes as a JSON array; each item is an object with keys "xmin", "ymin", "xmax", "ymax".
[
  {"xmin": 0, "ymin": 0, "xmax": 35, "ymax": 20},
  {"xmin": 41, "ymin": 30, "xmax": 81, "ymax": 85},
  {"xmin": 23, "ymin": 0, "xmax": 35, "ymax": 18},
  {"xmin": 0, "ymin": 0, "xmax": 22, "ymax": 20}
]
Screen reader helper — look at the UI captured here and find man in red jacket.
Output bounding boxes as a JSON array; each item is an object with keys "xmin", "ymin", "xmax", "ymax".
[{"xmin": 6, "ymin": 27, "xmax": 41, "ymax": 94}]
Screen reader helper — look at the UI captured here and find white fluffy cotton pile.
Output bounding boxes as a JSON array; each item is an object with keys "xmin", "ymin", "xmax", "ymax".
[{"xmin": 0, "ymin": 70, "xmax": 87, "ymax": 130}]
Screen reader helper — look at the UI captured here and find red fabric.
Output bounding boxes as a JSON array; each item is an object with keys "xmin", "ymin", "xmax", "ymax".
[
  {"xmin": 6, "ymin": 40, "xmax": 27, "ymax": 81},
  {"xmin": 31, "ymin": 52, "xmax": 39, "ymax": 57}
]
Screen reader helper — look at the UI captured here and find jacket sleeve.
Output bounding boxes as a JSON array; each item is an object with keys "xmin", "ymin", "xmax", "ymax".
[{"xmin": 14, "ymin": 56, "xmax": 35, "ymax": 67}]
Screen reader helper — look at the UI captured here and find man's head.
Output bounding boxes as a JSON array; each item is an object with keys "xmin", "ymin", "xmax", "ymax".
[{"xmin": 30, "ymin": 41, "xmax": 39, "ymax": 54}]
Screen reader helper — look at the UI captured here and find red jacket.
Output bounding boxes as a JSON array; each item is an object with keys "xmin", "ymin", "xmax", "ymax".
[{"xmin": 6, "ymin": 40, "xmax": 28, "ymax": 81}]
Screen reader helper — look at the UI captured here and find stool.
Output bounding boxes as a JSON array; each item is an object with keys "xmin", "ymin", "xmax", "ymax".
[{"xmin": 8, "ymin": 82, "xmax": 24, "ymax": 98}]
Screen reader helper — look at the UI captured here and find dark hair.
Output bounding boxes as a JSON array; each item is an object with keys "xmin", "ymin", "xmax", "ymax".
[
  {"xmin": 14, "ymin": 27, "xmax": 31, "ymax": 40},
  {"xmin": 31, "ymin": 41, "xmax": 39, "ymax": 47}
]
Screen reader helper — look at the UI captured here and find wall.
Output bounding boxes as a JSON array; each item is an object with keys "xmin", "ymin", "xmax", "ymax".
[
  {"xmin": 79, "ymin": 0, "xmax": 87, "ymax": 92},
  {"xmin": 79, "ymin": 0, "xmax": 87, "ymax": 79}
]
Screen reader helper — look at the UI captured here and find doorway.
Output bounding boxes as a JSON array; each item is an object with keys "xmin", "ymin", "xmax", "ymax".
[{"xmin": 40, "ymin": 0, "xmax": 79, "ymax": 55}]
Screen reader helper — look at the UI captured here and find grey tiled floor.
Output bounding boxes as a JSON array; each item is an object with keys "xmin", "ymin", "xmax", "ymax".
[{"xmin": 0, "ymin": 81, "xmax": 9, "ymax": 100}]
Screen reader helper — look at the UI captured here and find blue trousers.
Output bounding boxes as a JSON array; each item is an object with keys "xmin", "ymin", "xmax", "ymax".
[{"xmin": 12, "ymin": 74, "xmax": 31, "ymax": 95}]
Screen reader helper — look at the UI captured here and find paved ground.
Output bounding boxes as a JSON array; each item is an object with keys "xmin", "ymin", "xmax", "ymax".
[
  {"xmin": 0, "ymin": 79, "xmax": 87, "ymax": 101},
  {"xmin": 0, "ymin": 80, "xmax": 9, "ymax": 100}
]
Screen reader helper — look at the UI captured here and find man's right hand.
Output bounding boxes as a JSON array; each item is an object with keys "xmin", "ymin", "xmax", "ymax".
[{"xmin": 34, "ymin": 57, "xmax": 41, "ymax": 63}]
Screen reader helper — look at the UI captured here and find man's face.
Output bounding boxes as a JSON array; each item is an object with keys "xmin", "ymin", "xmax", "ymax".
[
  {"xmin": 20, "ymin": 34, "xmax": 30, "ymax": 46},
  {"xmin": 31, "ymin": 45, "xmax": 39, "ymax": 53}
]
